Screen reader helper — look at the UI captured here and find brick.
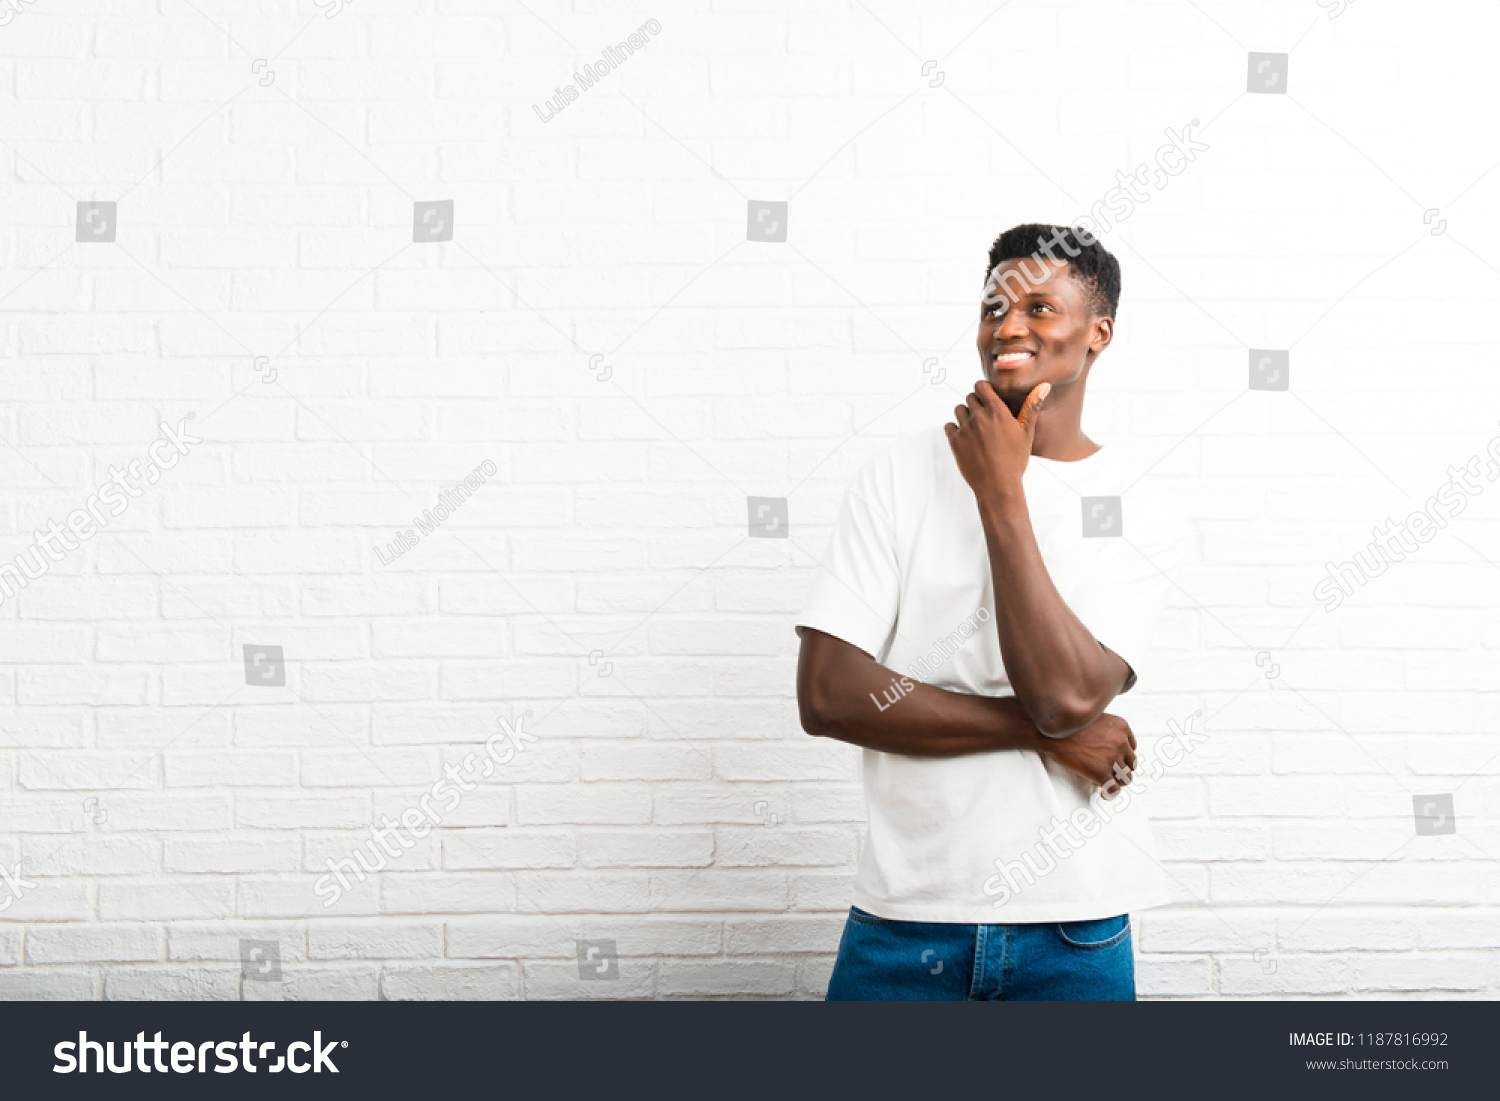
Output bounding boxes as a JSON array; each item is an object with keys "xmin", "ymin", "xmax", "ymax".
[
  {"xmin": 446, "ymin": 917, "xmax": 579, "ymax": 960},
  {"xmin": 579, "ymin": 830, "xmax": 713, "ymax": 869},
  {"xmin": 443, "ymin": 830, "xmax": 577, "ymax": 870},
  {"xmin": 243, "ymin": 967, "xmax": 381, "ymax": 1001},
  {"xmin": 0, "ymin": 972, "xmax": 96, "ymax": 999},
  {"xmin": 99, "ymin": 881, "xmax": 235, "ymax": 921},
  {"xmin": 522, "ymin": 960, "xmax": 656, "ymax": 1000},
  {"xmin": 381, "ymin": 963, "xmax": 521, "ymax": 1000},
  {"xmin": 1136, "ymin": 956, "xmax": 1213, "ymax": 997},
  {"xmin": 515, "ymin": 786, "xmax": 651, "ymax": 826},
  {"xmin": 725, "ymin": 916, "xmax": 844, "ymax": 955},
  {"xmin": 715, "ymin": 827, "xmax": 857, "ymax": 867},
  {"xmin": 659, "ymin": 960, "xmax": 796, "ymax": 997},
  {"xmin": 165, "ymin": 839, "xmax": 301, "ymax": 874},
  {"xmin": 105, "ymin": 969, "xmax": 240, "ymax": 1001},
  {"xmin": 27, "ymin": 924, "xmax": 161, "ymax": 964},
  {"xmin": 382, "ymin": 874, "xmax": 516, "ymax": 916},
  {"xmin": 308, "ymin": 922, "xmax": 444, "ymax": 960}
]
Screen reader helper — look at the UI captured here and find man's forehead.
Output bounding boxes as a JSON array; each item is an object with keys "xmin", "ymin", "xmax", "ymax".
[{"xmin": 983, "ymin": 257, "xmax": 1076, "ymax": 299}]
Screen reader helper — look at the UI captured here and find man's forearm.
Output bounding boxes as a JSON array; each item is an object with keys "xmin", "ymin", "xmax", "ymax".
[
  {"xmin": 796, "ymin": 630, "xmax": 1051, "ymax": 757},
  {"xmin": 811, "ymin": 680, "xmax": 1051, "ymax": 757},
  {"xmin": 795, "ymin": 628, "xmax": 1140, "ymax": 786},
  {"xmin": 977, "ymin": 484, "xmax": 1127, "ymax": 737}
]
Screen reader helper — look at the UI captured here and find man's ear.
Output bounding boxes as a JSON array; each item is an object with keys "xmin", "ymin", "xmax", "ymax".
[{"xmin": 1089, "ymin": 315, "xmax": 1114, "ymax": 356}]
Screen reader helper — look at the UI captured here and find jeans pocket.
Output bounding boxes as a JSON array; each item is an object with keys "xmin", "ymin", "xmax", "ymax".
[
  {"xmin": 847, "ymin": 905, "xmax": 896, "ymax": 928},
  {"xmin": 1053, "ymin": 914, "xmax": 1131, "ymax": 950}
]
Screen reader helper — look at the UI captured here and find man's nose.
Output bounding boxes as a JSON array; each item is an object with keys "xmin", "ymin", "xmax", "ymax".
[{"xmin": 997, "ymin": 306, "xmax": 1030, "ymax": 340}]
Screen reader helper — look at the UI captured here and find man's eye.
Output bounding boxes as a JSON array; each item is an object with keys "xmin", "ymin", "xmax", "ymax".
[{"xmin": 985, "ymin": 304, "xmax": 1007, "ymax": 319}]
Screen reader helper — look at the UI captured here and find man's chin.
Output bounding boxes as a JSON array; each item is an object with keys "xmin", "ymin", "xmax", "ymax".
[{"xmin": 983, "ymin": 370, "xmax": 1035, "ymax": 396}]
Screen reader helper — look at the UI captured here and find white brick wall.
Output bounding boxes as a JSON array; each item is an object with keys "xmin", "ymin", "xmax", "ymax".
[{"xmin": 0, "ymin": 0, "xmax": 1497, "ymax": 1000}]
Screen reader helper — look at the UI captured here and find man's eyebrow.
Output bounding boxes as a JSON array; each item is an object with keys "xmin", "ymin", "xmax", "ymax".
[{"xmin": 981, "ymin": 289, "xmax": 1061, "ymax": 301}]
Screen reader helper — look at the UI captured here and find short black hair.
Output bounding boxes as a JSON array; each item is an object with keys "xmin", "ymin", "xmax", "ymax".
[{"xmin": 984, "ymin": 223, "xmax": 1120, "ymax": 320}]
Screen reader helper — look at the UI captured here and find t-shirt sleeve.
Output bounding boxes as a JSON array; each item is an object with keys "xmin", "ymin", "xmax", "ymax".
[
  {"xmin": 1064, "ymin": 483, "xmax": 1188, "ymax": 692},
  {"xmin": 794, "ymin": 457, "xmax": 901, "ymax": 662}
]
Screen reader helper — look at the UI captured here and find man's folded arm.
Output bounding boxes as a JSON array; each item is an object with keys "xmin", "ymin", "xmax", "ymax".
[
  {"xmin": 795, "ymin": 627, "xmax": 1055, "ymax": 758},
  {"xmin": 1028, "ymin": 635, "xmax": 1136, "ymax": 738},
  {"xmin": 977, "ymin": 479, "xmax": 1185, "ymax": 740}
]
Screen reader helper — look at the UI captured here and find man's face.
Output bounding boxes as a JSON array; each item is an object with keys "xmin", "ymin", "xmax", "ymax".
[{"xmin": 975, "ymin": 256, "xmax": 1108, "ymax": 404}]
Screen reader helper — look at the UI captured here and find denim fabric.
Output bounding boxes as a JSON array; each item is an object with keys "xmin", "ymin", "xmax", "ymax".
[{"xmin": 825, "ymin": 906, "xmax": 1135, "ymax": 1001}]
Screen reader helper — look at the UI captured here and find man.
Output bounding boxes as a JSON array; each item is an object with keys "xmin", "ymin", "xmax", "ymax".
[{"xmin": 795, "ymin": 224, "xmax": 1188, "ymax": 1000}]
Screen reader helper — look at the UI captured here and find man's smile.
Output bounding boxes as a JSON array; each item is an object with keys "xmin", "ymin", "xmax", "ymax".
[{"xmin": 992, "ymin": 348, "xmax": 1036, "ymax": 369}]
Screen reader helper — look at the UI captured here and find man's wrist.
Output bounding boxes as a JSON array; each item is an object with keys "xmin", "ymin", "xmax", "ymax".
[
  {"xmin": 1017, "ymin": 720, "xmax": 1057, "ymax": 755},
  {"xmin": 974, "ymin": 480, "xmax": 1026, "ymax": 521}
]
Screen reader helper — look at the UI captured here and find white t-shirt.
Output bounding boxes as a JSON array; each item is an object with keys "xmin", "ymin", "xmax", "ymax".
[{"xmin": 795, "ymin": 425, "xmax": 1187, "ymax": 924}]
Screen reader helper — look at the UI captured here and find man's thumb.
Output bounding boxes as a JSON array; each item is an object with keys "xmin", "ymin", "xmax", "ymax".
[{"xmin": 1020, "ymin": 381, "xmax": 1051, "ymax": 427}]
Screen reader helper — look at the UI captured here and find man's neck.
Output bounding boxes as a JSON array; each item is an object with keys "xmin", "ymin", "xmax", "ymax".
[{"xmin": 1030, "ymin": 412, "xmax": 1098, "ymax": 463}]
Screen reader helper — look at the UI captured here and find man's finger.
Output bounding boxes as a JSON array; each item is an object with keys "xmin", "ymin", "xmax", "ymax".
[
  {"xmin": 1015, "ymin": 381, "xmax": 1051, "ymax": 431},
  {"xmin": 972, "ymin": 379, "xmax": 997, "ymax": 407},
  {"xmin": 964, "ymin": 393, "xmax": 984, "ymax": 418}
]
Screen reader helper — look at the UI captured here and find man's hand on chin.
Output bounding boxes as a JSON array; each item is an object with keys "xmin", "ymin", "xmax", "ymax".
[{"xmin": 945, "ymin": 378, "xmax": 1051, "ymax": 501}]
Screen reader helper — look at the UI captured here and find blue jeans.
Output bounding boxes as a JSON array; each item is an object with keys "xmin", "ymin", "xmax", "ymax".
[{"xmin": 825, "ymin": 906, "xmax": 1135, "ymax": 1001}]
